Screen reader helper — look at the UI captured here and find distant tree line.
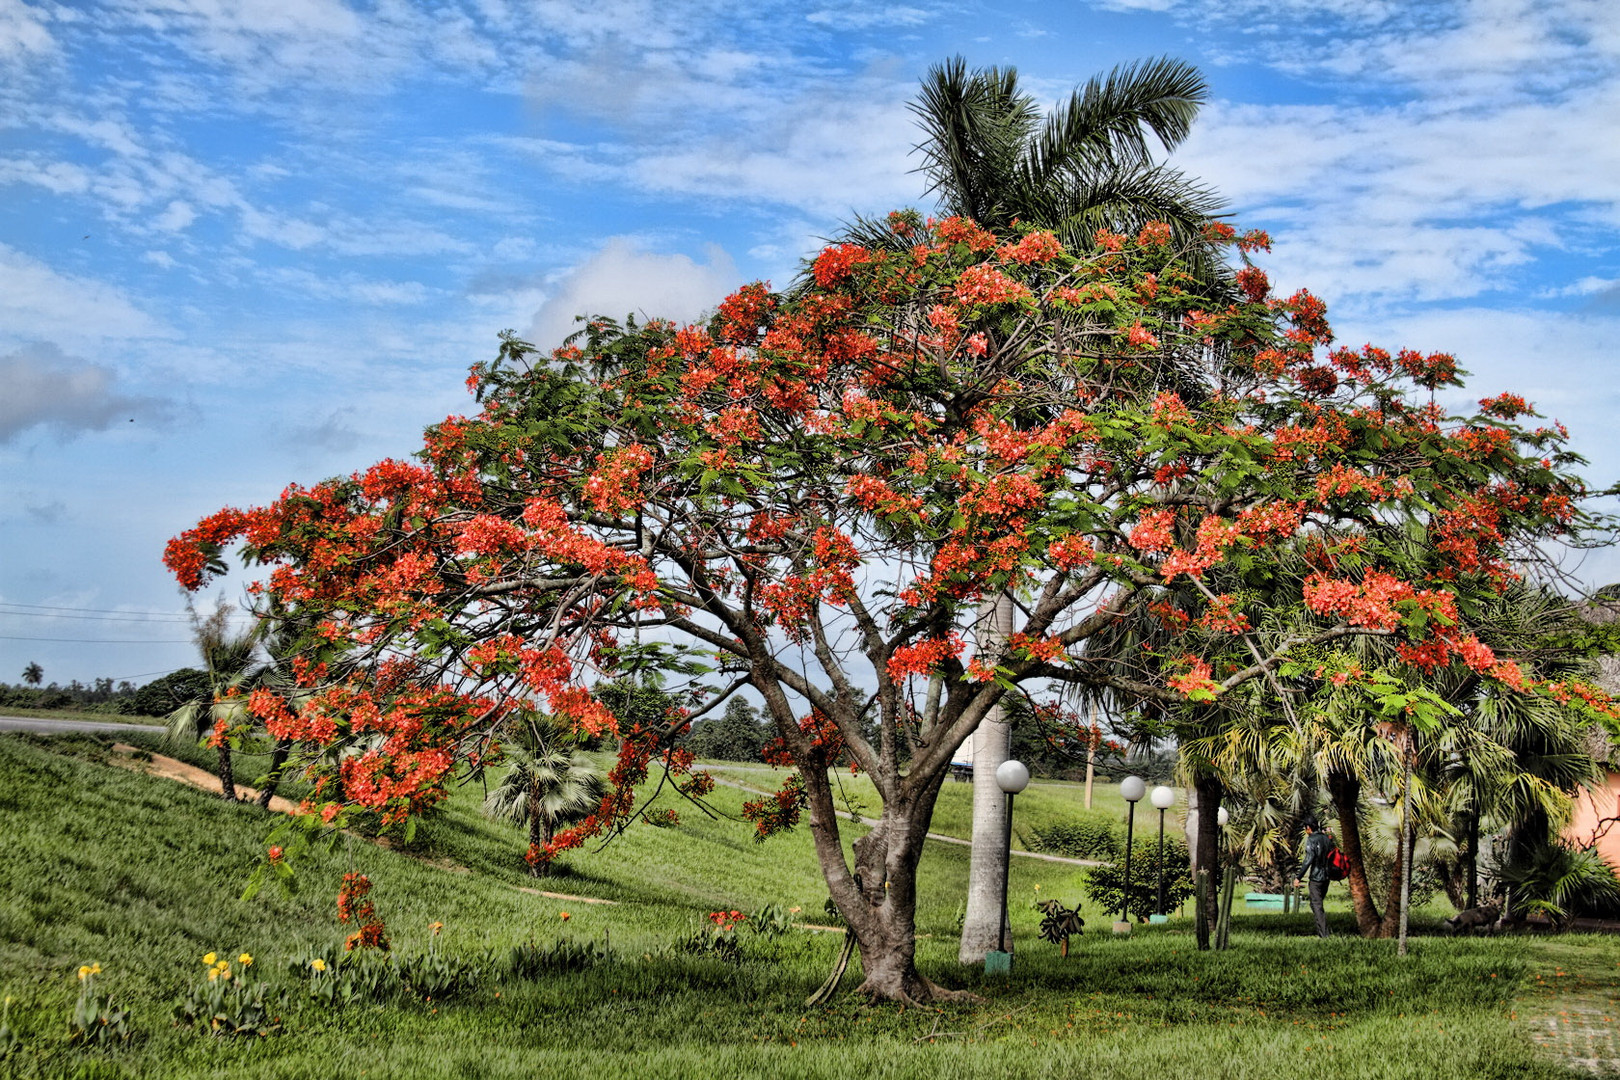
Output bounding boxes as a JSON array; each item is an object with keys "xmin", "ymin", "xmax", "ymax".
[{"xmin": 2, "ymin": 667, "xmax": 211, "ymax": 717}]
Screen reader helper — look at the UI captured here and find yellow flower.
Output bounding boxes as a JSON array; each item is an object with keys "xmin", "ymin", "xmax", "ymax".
[
  {"xmin": 310, "ymin": 958, "xmax": 327, "ymax": 972},
  {"xmin": 207, "ymin": 967, "xmax": 220, "ymax": 982},
  {"xmin": 91, "ymin": 963, "xmax": 101, "ymax": 976},
  {"xmin": 202, "ymin": 952, "xmax": 217, "ymax": 966},
  {"xmin": 1034, "ymin": 884, "xmax": 1042, "ymax": 892},
  {"xmin": 429, "ymin": 921, "xmax": 444, "ymax": 936},
  {"xmin": 77, "ymin": 965, "xmax": 91, "ymax": 981},
  {"xmin": 238, "ymin": 952, "xmax": 253, "ymax": 967},
  {"xmin": 218, "ymin": 963, "xmax": 231, "ymax": 981}
]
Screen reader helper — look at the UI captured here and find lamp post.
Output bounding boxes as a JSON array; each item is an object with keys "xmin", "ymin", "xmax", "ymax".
[
  {"xmin": 1118, "ymin": 775, "xmax": 1146, "ymax": 931},
  {"xmin": 1150, "ymin": 785, "xmax": 1175, "ymax": 919},
  {"xmin": 989, "ymin": 759, "xmax": 1029, "ymax": 970}
]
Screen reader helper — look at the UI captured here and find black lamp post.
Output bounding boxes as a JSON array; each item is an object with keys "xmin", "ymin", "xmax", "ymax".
[
  {"xmin": 1150, "ymin": 785, "xmax": 1175, "ymax": 917},
  {"xmin": 1118, "ymin": 775, "xmax": 1146, "ymax": 929},
  {"xmin": 992, "ymin": 759, "xmax": 1030, "ymax": 964}
]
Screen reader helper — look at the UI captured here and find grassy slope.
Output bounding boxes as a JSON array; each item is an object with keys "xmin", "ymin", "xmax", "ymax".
[{"xmin": 0, "ymin": 733, "xmax": 1605, "ymax": 1080}]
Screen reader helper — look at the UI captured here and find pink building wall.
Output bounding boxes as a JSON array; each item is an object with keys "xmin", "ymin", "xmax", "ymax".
[{"xmin": 1566, "ymin": 769, "xmax": 1620, "ymax": 871}]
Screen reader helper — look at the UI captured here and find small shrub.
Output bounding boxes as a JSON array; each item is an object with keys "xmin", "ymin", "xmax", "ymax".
[
  {"xmin": 1036, "ymin": 900, "xmax": 1085, "ymax": 955},
  {"xmin": 750, "ymin": 902, "xmax": 792, "ymax": 938},
  {"xmin": 1082, "ymin": 838, "xmax": 1195, "ymax": 921},
  {"xmin": 506, "ymin": 936, "xmax": 613, "ymax": 978},
  {"xmin": 68, "ymin": 964, "xmax": 132, "ymax": 1047},
  {"xmin": 677, "ymin": 911, "xmax": 747, "ymax": 963},
  {"xmin": 173, "ymin": 951, "xmax": 281, "ymax": 1038},
  {"xmin": 1363, "ymin": 842, "xmax": 1438, "ymax": 910},
  {"xmin": 394, "ymin": 929, "xmax": 483, "ymax": 1003},
  {"xmin": 1029, "ymin": 817, "xmax": 1122, "ymax": 861},
  {"xmin": 288, "ymin": 950, "xmax": 400, "ymax": 1008},
  {"xmin": 1496, "ymin": 841, "xmax": 1620, "ymax": 924}
]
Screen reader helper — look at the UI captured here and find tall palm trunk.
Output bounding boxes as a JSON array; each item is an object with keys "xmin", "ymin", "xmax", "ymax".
[
  {"xmin": 217, "ymin": 741, "xmax": 237, "ymax": 803},
  {"xmin": 960, "ymin": 595, "xmax": 1013, "ymax": 963},
  {"xmin": 1327, "ymin": 769, "xmax": 1383, "ymax": 935},
  {"xmin": 528, "ymin": 783, "xmax": 549, "ymax": 878},
  {"xmin": 1192, "ymin": 772, "xmax": 1224, "ymax": 950},
  {"xmin": 258, "ymin": 738, "xmax": 291, "ymax": 809}
]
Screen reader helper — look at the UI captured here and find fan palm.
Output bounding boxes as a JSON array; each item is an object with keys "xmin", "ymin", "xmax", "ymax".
[
  {"xmin": 485, "ymin": 713, "xmax": 607, "ymax": 876},
  {"xmin": 167, "ymin": 599, "xmax": 261, "ymax": 802},
  {"xmin": 910, "ymin": 55, "xmax": 1219, "ymax": 252}
]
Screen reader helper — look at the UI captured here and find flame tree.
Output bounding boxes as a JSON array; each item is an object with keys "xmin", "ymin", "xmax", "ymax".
[{"xmin": 167, "ymin": 212, "xmax": 1615, "ymax": 1003}]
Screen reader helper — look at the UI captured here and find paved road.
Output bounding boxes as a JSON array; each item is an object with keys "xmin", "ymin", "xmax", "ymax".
[{"xmin": 0, "ymin": 715, "xmax": 165, "ymax": 736}]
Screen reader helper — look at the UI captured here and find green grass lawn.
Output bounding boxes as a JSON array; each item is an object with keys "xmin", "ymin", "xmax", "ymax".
[
  {"xmin": 0, "ymin": 732, "xmax": 1610, "ymax": 1079},
  {"xmin": 704, "ymin": 761, "xmax": 1149, "ymax": 850}
]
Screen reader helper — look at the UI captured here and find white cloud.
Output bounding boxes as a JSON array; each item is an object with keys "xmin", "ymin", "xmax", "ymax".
[
  {"xmin": 0, "ymin": 0, "xmax": 53, "ymax": 63},
  {"xmin": 154, "ymin": 199, "xmax": 196, "ymax": 232},
  {"xmin": 527, "ymin": 238, "xmax": 741, "ymax": 349},
  {"xmin": 0, "ymin": 156, "xmax": 90, "ymax": 195},
  {"xmin": 805, "ymin": 7, "xmax": 930, "ymax": 30},
  {"xmin": 0, "ymin": 342, "xmax": 166, "ymax": 443},
  {"xmin": 0, "ymin": 244, "xmax": 173, "ymax": 346}
]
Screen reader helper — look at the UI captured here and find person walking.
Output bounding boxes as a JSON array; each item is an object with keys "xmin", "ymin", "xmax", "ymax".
[{"xmin": 1294, "ymin": 816, "xmax": 1333, "ymax": 938}]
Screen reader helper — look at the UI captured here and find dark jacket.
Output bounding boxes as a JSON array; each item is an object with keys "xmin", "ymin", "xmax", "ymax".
[{"xmin": 1300, "ymin": 830, "xmax": 1334, "ymax": 884}]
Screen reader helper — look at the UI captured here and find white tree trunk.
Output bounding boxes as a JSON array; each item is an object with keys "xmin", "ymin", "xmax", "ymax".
[
  {"xmin": 1184, "ymin": 784, "xmax": 1204, "ymax": 878},
  {"xmin": 959, "ymin": 594, "xmax": 1014, "ymax": 964}
]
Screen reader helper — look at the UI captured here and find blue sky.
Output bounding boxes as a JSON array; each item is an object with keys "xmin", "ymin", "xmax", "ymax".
[{"xmin": 3, "ymin": 0, "xmax": 1619, "ymax": 686}]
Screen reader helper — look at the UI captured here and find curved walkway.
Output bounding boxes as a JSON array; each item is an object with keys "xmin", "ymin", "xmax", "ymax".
[{"xmin": 1517, "ymin": 941, "xmax": 1620, "ymax": 1074}]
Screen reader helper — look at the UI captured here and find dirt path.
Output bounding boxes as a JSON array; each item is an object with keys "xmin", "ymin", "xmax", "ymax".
[
  {"xmin": 1515, "ymin": 940, "xmax": 1620, "ymax": 1074},
  {"xmin": 108, "ymin": 742, "xmax": 299, "ymax": 812}
]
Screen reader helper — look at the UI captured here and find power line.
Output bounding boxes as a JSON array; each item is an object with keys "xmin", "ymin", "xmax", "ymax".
[
  {"xmin": 0, "ymin": 634, "xmax": 195, "ymax": 643},
  {"xmin": 0, "ymin": 601, "xmax": 251, "ymax": 620},
  {"xmin": 0, "ymin": 609, "xmax": 195, "ymax": 624}
]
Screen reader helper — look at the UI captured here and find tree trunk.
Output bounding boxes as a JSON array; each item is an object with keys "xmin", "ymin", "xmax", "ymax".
[
  {"xmin": 1465, "ymin": 811, "xmax": 1479, "ymax": 912},
  {"xmin": 528, "ymin": 806, "xmax": 546, "ymax": 878},
  {"xmin": 1327, "ymin": 769, "xmax": 1383, "ymax": 936},
  {"xmin": 258, "ymin": 739, "xmax": 291, "ymax": 809},
  {"xmin": 793, "ymin": 744, "xmax": 977, "ymax": 1005},
  {"xmin": 959, "ymin": 594, "xmax": 1014, "ymax": 965},
  {"xmin": 1379, "ymin": 819, "xmax": 1413, "ymax": 939},
  {"xmin": 217, "ymin": 742, "xmax": 237, "ymax": 802},
  {"xmin": 846, "ymin": 810, "xmax": 979, "ymax": 1004},
  {"xmin": 1191, "ymin": 772, "xmax": 1223, "ymax": 950}
]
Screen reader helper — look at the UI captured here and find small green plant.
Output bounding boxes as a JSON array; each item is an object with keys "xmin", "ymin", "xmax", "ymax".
[
  {"xmin": 288, "ymin": 949, "xmax": 400, "ymax": 1008},
  {"xmin": 822, "ymin": 896, "xmax": 846, "ymax": 927},
  {"xmin": 506, "ymin": 936, "xmax": 614, "ymax": 979},
  {"xmin": 68, "ymin": 963, "xmax": 132, "ymax": 1046},
  {"xmin": 1, "ymin": 994, "xmax": 21, "ymax": 1060},
  {"xmin": 677, "ymin": 911, "xmax": 746, "ymax": 963},
  {"xmin": 395, "ymin": 924, "xmax": 481, "ymax": 1003},
  {"xmin": 173, "ymin": 951, "xmax": 281, "ymax": 1038},
  {"xmin": 750, "ymin": 902, "xmax": 792, "ymax": 938},
  {"xmin": 1496, "ymin": 841, "xmax": 1620, "ymax": 925},
  {"xmin": 643, "ymin": 807, "xmax": 679, "ymax": 828},
  {"xmin": 1035, "ymin": 900, "xmax": 1085, "ymax": 957}
]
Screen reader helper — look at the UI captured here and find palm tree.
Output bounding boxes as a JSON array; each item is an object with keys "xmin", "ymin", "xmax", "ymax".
[
  {"xmin": 910, "ymin": 55, "xmax": 1228, "ymax": 964},
  {"xmin": 485, "ymin": 713, "xmax": 607, "ymax": 877},
  {"xmin": 21, "ymin": 662, "xmax": 43, "ymax": 687},
  {"xmin": 909, "ymin": 56, "xmax": 1220, "ymax": 258},
  {"xmin": 167, "ymin": 599, "xmax": 260, "ymax": 802}
]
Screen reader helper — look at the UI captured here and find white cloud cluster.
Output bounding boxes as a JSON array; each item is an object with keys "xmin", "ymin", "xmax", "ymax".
[
  {"xmin": 0, "ymin": 342, "xmax": 163, "ymax": 443},
  {"xmin": 527, "ymin": 238, "xmax": 741, "ymax": 349}
]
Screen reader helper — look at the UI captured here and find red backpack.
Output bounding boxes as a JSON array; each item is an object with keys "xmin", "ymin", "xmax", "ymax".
[{"xmin": 1326, "ymin": 836, "xmax": 1350, "ymax": 881}]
